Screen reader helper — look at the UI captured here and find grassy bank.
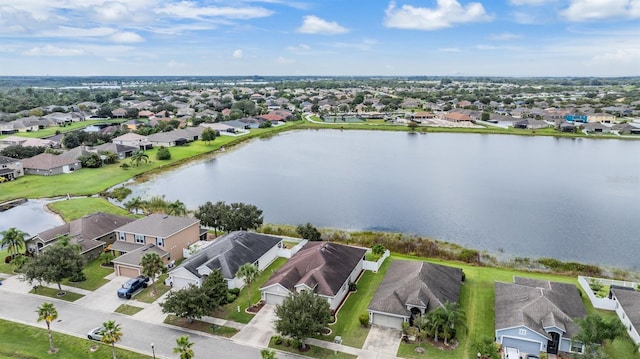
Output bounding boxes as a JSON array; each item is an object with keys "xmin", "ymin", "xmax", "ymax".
[{"xmin": 47, "ymin": 197, "xmax": 134, "ymax": 221}]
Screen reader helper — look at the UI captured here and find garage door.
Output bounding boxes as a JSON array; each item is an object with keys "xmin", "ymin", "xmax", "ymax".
[
  {"xmin": 172, "ymin": 276, "xmax": 198, "ymax": 290},
  {"xmin": 117, "ymin": 265, "xmax": 141, "ymax": 278},
  {"xmin": 502, "ymin": 337, "xmax": 541, "ymax": 355},
  {"xmin": 371, "ymin": 313, "xmax": 404, "ymax": 330},
  {"xmin": 264, "ymin": 292, "xmax": 286, "ymax": 306}
]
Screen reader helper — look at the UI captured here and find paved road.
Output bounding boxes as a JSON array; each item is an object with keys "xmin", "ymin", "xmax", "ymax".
[{"xmin": 0, "ymin": 289, "xmax": 302, "ymax": 359}]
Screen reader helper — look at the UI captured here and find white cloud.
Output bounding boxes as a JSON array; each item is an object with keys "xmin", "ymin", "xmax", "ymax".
[
  {"xmin": 438, "ymin": 47, "xmax": 461, "ymax": 52},
  {"xmin": 384, "ymin": 0, "xmax": 492, "ymax": 30},
  {"xmin": 562, "ymin": 0, "xmax": 640, "ymax": 21},
  {"xmin": 475, "ymin": 44, "xmax": 499, "ymax": 50},
  {"xmin": 109, "ymin": 31, "xmax": 144, "ymax": 43},
  {"xmin": 232, "ymin": 49, "xmax": 243, "ymax": 58},
  {"xmin": 287, "ymin": 43, "xmax": 312, "ymax": 52},
  {"xmin": 296, "ymin": 15, "xmax": 349, "ymax": 34},
  {"xmin": 489, "ymin": 33, "xmax": 522, "ymax": 40},
  {"xmin": 24, "ymin": 45, "xmax": 85, "ymax": 56},
  {"xmin": 94, "ymin": 1, "xmax": 135, "ymax": 22},
  {"xmin": 155, "ymin": 2, "xmax": 273, "ymax": 20},
  {"xmin": 331, "ymin": 39, "xmax": 377, "ymax": 51},
  {"xmin": 509, "ymin": 0, "xmax": 555, "ymax": 5}
]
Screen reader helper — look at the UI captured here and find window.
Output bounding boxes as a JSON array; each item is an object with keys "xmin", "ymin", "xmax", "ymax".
[
  {"xmin": 156, "ymin": 237, "xmax": 164, "ymax": 247},
  {"xmin": 118, "ymin": 232, "xmax": 126, "ymax": 241},
  {"xmin": 570, "ymin": 341, "xmax": 584, "ymax": 353},
  {"xmin": 134, "ymin": 234, "xmax": 145, "ymax": 244},
  {"xmin": 518, "ymin": 329, "xmax": 527, "ymax": 336}
]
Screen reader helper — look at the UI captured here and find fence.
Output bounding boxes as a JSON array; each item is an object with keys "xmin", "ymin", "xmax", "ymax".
[
  {"xmin": 578, "ymin": 276, "xmax": 638, "ymax": 311},
  {"xmin": 277, "ymin": 237, "xmax": 308, "ymax": 259},
  {"xmin": 363, "ymin": 250, "xmax": 390, "ymax": 272}
]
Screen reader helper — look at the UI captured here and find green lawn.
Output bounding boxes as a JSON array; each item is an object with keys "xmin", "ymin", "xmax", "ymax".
[
  {"xmin": 114, "ymin": 304, "xmax": 144, "ymax": 316},
  {"xmin": 0, "ymin": 318, "xmax": 149, "ymax": 359},
  {"xmin": 164, "ymin": 315, "xmax": 239, "ymax": 338},
  {"xmin": 216, "ymin": 257, "xmax": 288, "ymax": 324},
  {"xmin": 269, "ymin": 337, "xmax": 357, "ymax": 359},
  {"xmin": 29, "ymin": 286, "xmax": 85, "ymax": 302},
  {"xmin": 321, "ymin": 259, "xmax": 391, "ymax": 348},
  {"xmin": 135, "ymin": 274, "xmax": 171, "ymax": 303},
  {"xmin": 0, "ymin": 248, "xmax": 15, "ymax": 274},
  {"xmin": 48, "ymin": 197, "xmax": 135, "ymax": 222},
  {"xmin": 0, "ymin": 119, "xmax": 125, "ymax": 140},
  {"xmin": 62, "ymin": 258, "xmax": 112, "ymax": 291}
]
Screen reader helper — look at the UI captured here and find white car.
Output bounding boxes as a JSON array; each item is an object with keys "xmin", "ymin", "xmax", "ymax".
[{"xmin": 87, "ymin": 326, "xmax": 103, "ymax": 341}]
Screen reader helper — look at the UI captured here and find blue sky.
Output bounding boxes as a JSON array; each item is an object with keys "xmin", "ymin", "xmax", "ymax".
[{"xmin": 0, "ymin": 0, "xmax": 638, "ymax": 77}]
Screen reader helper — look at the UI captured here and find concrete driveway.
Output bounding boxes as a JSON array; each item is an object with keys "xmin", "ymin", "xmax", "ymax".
[
  {"xmin": 75, "ymin": 275, "xmax": 150, "ymax": 312},
  {"xmin": 363, "ymin": 325, "xmax": 402, "ymax": 357},
  {"xmin": 233, "ymin": 304, "xmax": 277, "ymax": 346}
]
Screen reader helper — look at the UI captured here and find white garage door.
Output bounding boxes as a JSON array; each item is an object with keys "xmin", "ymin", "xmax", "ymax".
[
  {"xmin": 371, "ymin": 313, "xmax": 404, "ymax": 330},
  {"xmin": 502, "ymin": 337, "xmax": 541, "ymax": 356},
  {"xmin": 172, "ymin": 276, "xmax": 198, "ymax": 290},
  {"xmin": 264, "ymin": 292, "xmax": 286, "ymax": 306}
]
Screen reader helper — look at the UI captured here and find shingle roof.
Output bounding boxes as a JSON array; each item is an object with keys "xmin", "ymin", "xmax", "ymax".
[
  {"xmin": 0, "ymin": 155, "xmax": 19, "ymax": 165},
  {"xmin": 612, "ymin": 288, "xmax": 640, "ymax": 334},
  {"xmin": 116, "ymin": 213, "xmax": 199, "ymax": 238},
  {"xmin": 173, "ymin": 231, "xmax": 282, "ymax": 280},
  {"xmin": 112, "ymin": 244, "xmax": 167, "ymax": 266},
  {"xmin": 22, "ymin": 153, "xmax": 79, "ymax": 170},
  {"xmin": 262, "ymin": 242, "xmax": 366, "ymax": 297},
  {"xmin": 495, "ymin": 277, "xmax": 586, "ymax": 339},
  {"xmin": 368, "ymin": 260, "xmax": 463, "ymax": 317}
]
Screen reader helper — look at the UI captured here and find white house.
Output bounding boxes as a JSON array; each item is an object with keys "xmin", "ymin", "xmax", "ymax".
[{"xmin": 611, "ymin": 288, "xmax": 640, "ymax": 350}]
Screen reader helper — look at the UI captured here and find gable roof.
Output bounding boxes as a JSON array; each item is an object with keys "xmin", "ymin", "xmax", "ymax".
[
  {"xmin": 612, "ymin": 288, "xmax": 640, "ymax": 334},
  {"xmin": 112, "ymin": 133, "xmax": 148, "ymax": 142},
  {"xmin": 173, "ymin": 231, "xmax": 282, "ymax": 280},
  {"xmin": 116, "ymin": 213, "xmax": 199, "ymax": 238},
  {"xmin": 495, "ymin": 277, "xmax": 586, "ymax": 339},
  {"xmin": 0, "ymin": 155, "xmax": 19, "ymax": 165},
  {"xmin": 33, "ymin": 212, "xmax": 135, "ymax": 254},
  {"xmin": 262, "ymin": 242, "xmax": 366, "ymax": 297},
  {"xmin": 368, "ymin": 260, "xmax": 463, "ymax": 317},
  {"xmin": 21, "ymin": 153, "xmax": 79, "ymax": 170}
]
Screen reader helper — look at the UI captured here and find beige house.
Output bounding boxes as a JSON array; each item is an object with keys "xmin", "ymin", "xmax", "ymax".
[
  {"xmin": 110, "ymin": 214, "xmax": 204, "ymax": 277},
  {"xmin": 111, "ymin": 133, "xmax": 152, "ymax": 150},
  {"xmin": 0, "ymin": 155, "xmax": 24, "ymax": 181}
]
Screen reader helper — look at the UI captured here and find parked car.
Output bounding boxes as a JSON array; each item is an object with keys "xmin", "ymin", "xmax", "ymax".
[
  {"xmin": 87, "ymin": 326, "xmax": 103, "ymax": 341},
  {"xmin": 526, "ymin": 356, "xmax": 540, "ymax": 359},
  {"xmin": 117, "ymin": 276, "xmax": 149, "ymax": 299}
]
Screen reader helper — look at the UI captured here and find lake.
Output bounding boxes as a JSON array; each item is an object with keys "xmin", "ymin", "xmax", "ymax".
[
  {"xmin": 127, "ymin": 130, "xmax": 640, "ymax": 269},
  {"xmin": 0, "ymin": 199, "xmax": 64, "ymax": 239}
]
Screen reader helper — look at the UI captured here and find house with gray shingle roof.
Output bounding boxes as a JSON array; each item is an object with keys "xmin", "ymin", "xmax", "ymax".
[
  {"xmin": 495, "ymin": 277, "xmax": 587, "ymax": 356},
  {"xmin": 260, "ymin": 242, "xmax": 366, "ymax": 311},
  {"xmin": 0, "ymin": 155, "xmax": 24, "ymax": 180},
  {"xmin": 21, "ymin": 153, "xmax": 82, "ymax": 175},
  {"xmin": 611, "ymin": 288, "xmax": 640, "ymax": 349},
  {"xmin": 168, "ymin": 231, "xmax": 282, "ymax": 290},
  {"xmin": 367, "ymin": 260, "xmax": 463, "ymax": 330}
]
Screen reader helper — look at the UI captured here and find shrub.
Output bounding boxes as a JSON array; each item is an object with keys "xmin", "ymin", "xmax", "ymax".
[
  {"xmin": 229, "ymin": 288, "xmax": 241, "ymax": 296},
  {"xmin": 273, "ymin": 335, "xmax": 282, "ymax": 345},
  {"xmin": 69, "ymin": 271, "xmax": 87, "ymax": 282},
  {"xmin": 226, "ymin": 293, "xmax": 237, "ymax": 303},
  {"xmin": 4, "ymin": 255, "xmax": 13, "ymax": 264},
  {"xmin": 358, "ymin": 313, "xmax": 369, "ymax": 327},
  {"xmin": 120, "ymin": 163, "xmax": 130, "ymax": 170},
  {"xmin": 349, "ymin": 281, "xmax": 357, "ymax": 292},
  {"xmin": 157, "ymin": 146, "xmax": 171, "ymax": 160}
]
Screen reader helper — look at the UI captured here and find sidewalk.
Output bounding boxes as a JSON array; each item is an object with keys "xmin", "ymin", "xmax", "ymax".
[{"xmin": 0, "ymin": 274, "xmax": 92, "ymax": 296}]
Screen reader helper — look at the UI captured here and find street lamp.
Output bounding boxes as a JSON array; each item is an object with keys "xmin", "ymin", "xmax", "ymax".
[{"xmin": 151, "ymin": 343, "xmax": 156, "ymax": 359}]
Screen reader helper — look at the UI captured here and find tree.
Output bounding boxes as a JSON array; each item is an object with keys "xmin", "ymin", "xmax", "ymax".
[
  {"xmin": 173, "ymin": 335, "xmax": 195, "ymax": 359},
  {"xmin": 130, "ymin": 150, "xmax": 149, "ymax": 167},
  {"xmin": 0, "ymin": 227, "xmax": 29, "ymax": 258},
  {"xmin": 481, "ymin": 112, "xmax": 491, "ymax": 122},
  {"xmin": 194, "ymin": 201, "xmax": 227, "ymax": 236},
  {"xmin": 161, "ymin": 286, "xmax": 210, "ymax": 323},
  {"xmin": 295, "ymin": 223, "xmax": 322, "ymax": 241},
  {"xmin": 100, "ymin": 320, "xmax": 123, "ymax": 359},
  {"xmin": 261, "ymin": 349, "xmax": 277, "ymax": 359},
  {"xmin": 140, "ymin": 252, "xmax": 164, "ymax": 292},
  {"xmin": 440, "ymin": 301, "xmax": 466, "ymax": 345},
  {"xmin": 471, "ymin": 335, "xmax": 500, "ymax": 359},
  {"xmin": 168, "ymin": 200, "xmax": 187, "ymax": 216},
  {"xmin": 201, "ymin": 128, "xmax": 217, "ymax": 144},
  {"xmin": 156, "ymin": 146, "xmax": 171, "ymax": 160},
  {"xmin": 21, "ymin": 243, "xmax": 85, "ymax": 292},
  {"xmin": 236, "ymin": 263, "xmax": 259, "ymax": 307},
  {"xmin": 222, "ymin": 202, "xmax": 263, "ymax": 232},
  {"xmin": 575, "ymin": 314, "xmax": 626, "ymax": 348},
  {"xmin": 426, "ymin": 307, "xmax": 446, "ymax": 343},
  {"xmin": 36, "ymin": 302, "xmax": 58, "ymax": 354},
  {"xmin": 124, "ymin": 196, "xmax": 144, "ymax": 214},
  {"xmin": 200, "ymin": 269, "xmax": 230, "ymax": 309},
  {"xmin": 79, "ymin": 153, "xmax": 103, "ymax": 168},
  {"xmin": 274, "ymin": 289, "xmax": 331, "ymax": 350},
  {"xmin": 407, "ymin": 121, "xmax": 418, "ymax": 131},
  {"xmin": 371, "ymin": 244, "xmax": 386, "ymax": 257}
]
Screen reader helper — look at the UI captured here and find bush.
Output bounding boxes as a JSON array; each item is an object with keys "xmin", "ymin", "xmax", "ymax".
[
  {"xmin": 4, "ymin": 255, "xmax": 13, "ymax": 264},
  {"xmin": 120, "ymin": 163, "xmax": 130, "ymax": 170},
  {"xmin": 349, "ymin": 282, "xmax": 357, "ymax": 292},
  {"xmin": 229, "ymin": 288, "xmax": 241, "ymax": 296},
  {"xmin": 157, "ymin": 146, "xmax": 171, "ymax": 160},
  {"xmin": 226, "ymin": 293, "xmax": 237, "ymax": 303},
  {"xmin": 69, "ymin": 271, "xmax": 87, "ymax": 282},
  {"xmin": 358, "ymin": 313, "xmax": 369, "ymax": 327}
]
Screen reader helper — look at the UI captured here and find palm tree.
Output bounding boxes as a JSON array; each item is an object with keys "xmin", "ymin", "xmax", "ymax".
[
  {"xmin": 124, "ymin": 196, "xmax": 144, "ymax": 214},
  {"xmin": 100, "ymin": 320, "xmax": 123, "ymax": 359},
  {"xmin": 140, "ymin": 252, "xmax": 164, "ymax": 294},
  {"xmin": 440, "ymin": 302, "xmax": 466, "ymax": 345},
  {"xmin": 427, "ymin": 307, "xmax": 446, "ymax": 343},
  {"xmin": 236, "ymin": 263, "xmax": 259, "ymax": 308},
  {"xmin": 173, "ymin": 335, "xmax": 195, "ymax": 359},
  {"xmin": 36, "ymin": 302, "xmax": 58, "ymax": 353},
  {"xmin": 0, "ymin": 227, "xmax": 29, "ymax": 257},
  {"xmin": 130, "ymin": 150, "xmax": 149, "ymax": 167},
  {"xmin": 168, "ymin": 200, "xmax": 187, "ymax": 216}
]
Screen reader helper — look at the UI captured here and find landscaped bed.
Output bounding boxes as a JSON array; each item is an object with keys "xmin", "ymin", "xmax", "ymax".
[
  {"xmin": 164, "ymin": 315, "xmax": 238, "ymax": 337},
  {"xmin": 268, "ymin": 336, "xmax": 356, "ymax": 359},
  {"xmin": 28, "ymin": 286, "xmax": 84, "ymax": 302}
]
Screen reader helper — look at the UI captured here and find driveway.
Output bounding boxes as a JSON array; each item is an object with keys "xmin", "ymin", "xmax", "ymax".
[
  {"xmin": 233, "ymin": 304, "xmax": 277, "ymax": 346},
  {"xmin": 75, "ymin": 275, "xmax": 151, "ymax": 312},
  {"xmin": 363, "ymin": 325, "xmax": 402, "ymax": 357}
]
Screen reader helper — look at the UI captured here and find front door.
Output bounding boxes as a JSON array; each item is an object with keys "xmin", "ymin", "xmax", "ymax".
[{"xmin": 547, "ymin": 332, "xmax": 560, "ymax": 354}]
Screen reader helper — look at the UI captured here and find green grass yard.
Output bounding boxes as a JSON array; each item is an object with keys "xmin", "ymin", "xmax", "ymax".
[
  {"xmin": 269, "ymin": 337, "xmax": 357, "ymax": 359},
  {"xmin": 114, "ymin": 304, "xmax": 144, "ymax": 316},
  {"xmin": 0, "ymin": 248, "xmax": 15, "ymax": 274},
  {"xmin": 29, "ymin": 286, "xmax": 84, "ymax": 302},
  {"xmin": 164, "ymin": 315, "xmax": 239, "ymax": 337},
  {"xmin": 0, "ymin": 318, "xmax": 149, "ymax": 359},
  {"xmin": 62, "ymin": 258, "xmax": 112, "ymax": 291},
  {"xmin": 48, "ymin": 197, "xmax": 135, "ymax": 222},
  {"xmin": 135, "ymin": 274, "xmax": 171, "ymax": 303}
]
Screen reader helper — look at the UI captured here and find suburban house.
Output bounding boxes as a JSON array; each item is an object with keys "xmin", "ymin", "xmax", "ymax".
[
  {"xmin": 21, "ymin": 153, "xmax": 82, "ymax": 175},
  {"xmin": 91, "ymin": 143, "xmax": 138, "ymax": 159},
  {"xmin": 367, "ymin": 260, "xmax": 463, "ymax": 330},
  {"xmin": 442, "ymin": 112, "xmax": 473, "ymax": 123},
  {"xmin": 25, "ymin": 212, "xmax": 135, "ymax": 259},
  {"xmin": 610, "ymin": 287, "xmax": 640, "ymax": 349},
  {"xmin": 168, "ymin": 231, "xmax": 283, "ymax": 290},
  {"xmin": 111, "ymin": 108, "xmax": 127, "ymax": 118},
  {"xmin": 495, "ymin": 277, "xmax": 587, "ymax": 356},
  {"xmin": 0, "ymin": 135, "xmax": 57, "ymax": 150},
  {"xmin": 513, "ymin": 119, "xmax": 549, "ymax": 130},
  {"xmin": 0, "ymin": 155, "xmax": 24, "ymax": 181},
  {"xmin": 583, "ymin": 122, "xmax": 611, "ymax": 134},
  {"xmin": 260, "ymin": 242, "xmax": 367, "ymax": 311},
  {"xmin": 112, "ymin": 133, "xmax": 152, "ymax": 150},
  {"xmin": 147, "ymin": 127, "xmax": 204, "ymax": 147},
  {"xmin": 110, "ymin": 214, "xmax": 204, "ymax": 277}
]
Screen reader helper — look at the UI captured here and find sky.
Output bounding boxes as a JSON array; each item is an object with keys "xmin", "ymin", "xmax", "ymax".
[{"xmin": 0, "ymin": 0, "xmax": 639, "ymax": 77}]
